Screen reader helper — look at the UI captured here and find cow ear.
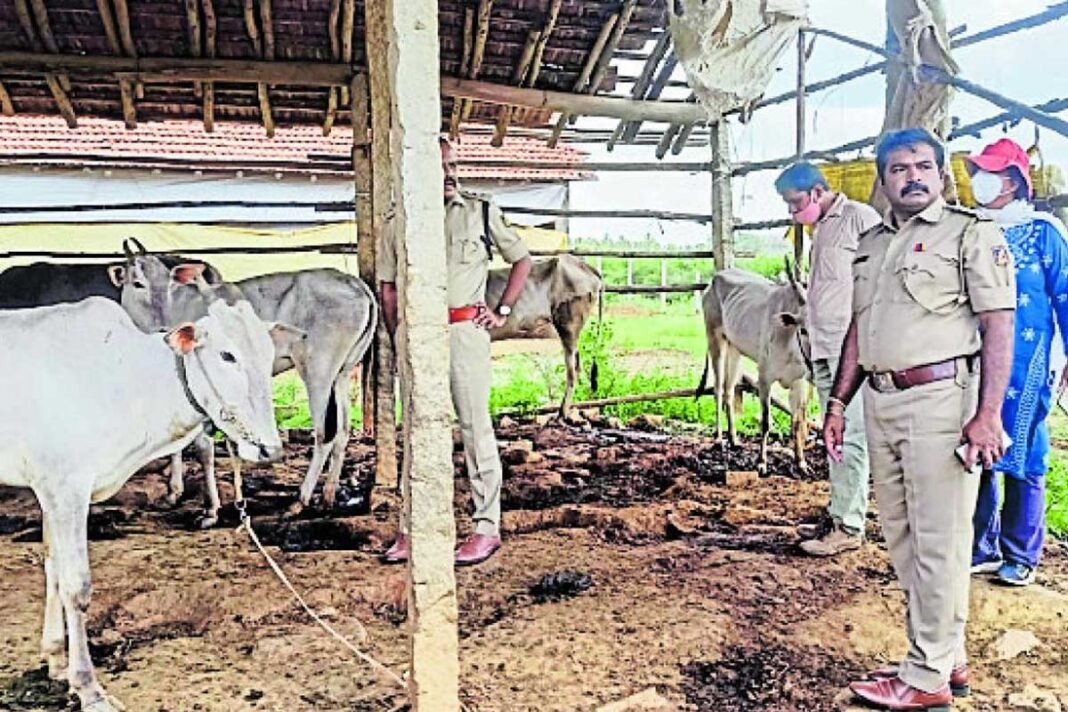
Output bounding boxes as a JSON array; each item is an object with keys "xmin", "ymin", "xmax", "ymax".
[
  {"xmin": 171, "ymin": 263, "xmax": 207, "ymax": 285},
  {"xmin": 165, "ymin": 323, "xmax": 199, "ymax": 354},
  {"xmin": 777, "ymin": 311, "xmax": 800, "ymax": 327},
  {"xmin": 107, "ymin": 265, "xmax": 126, "ymax": 287}
]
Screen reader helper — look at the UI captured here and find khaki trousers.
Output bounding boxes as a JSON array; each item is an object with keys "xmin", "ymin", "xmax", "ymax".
[
  {"xmin": 448, "ymin": 321, "xmax": 502, "ymax": 536},
  {"xmin": 813, "ymin": 357, "xmax": 870, "ymax": 534},
  {"xmin": 862, "ymin": 371, "xmax": 980, "ymax": 693}
]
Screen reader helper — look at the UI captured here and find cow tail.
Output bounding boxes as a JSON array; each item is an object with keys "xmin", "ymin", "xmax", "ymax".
[
  {"xmin": 590, "ymin": 282, "xmax": 604, "ymax": 394},
  {"xmin": 695, "ymin": 352, "xmax": 711, "ymax": 401}
]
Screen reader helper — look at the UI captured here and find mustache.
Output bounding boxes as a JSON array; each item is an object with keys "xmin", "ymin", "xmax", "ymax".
[{"xmin": 901, "ymin": 181, "xmax": 929, "ymax": 197}]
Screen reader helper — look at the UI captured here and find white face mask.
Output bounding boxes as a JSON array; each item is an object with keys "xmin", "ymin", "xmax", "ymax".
[{"xmin": 971, "ymin": 170, "xmax": 1010, "ymax": 206}]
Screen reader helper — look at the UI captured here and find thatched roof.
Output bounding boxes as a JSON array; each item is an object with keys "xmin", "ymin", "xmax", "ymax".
[{"xmin": 0, "ymin": 0, "xmax": 666, "ymax": 130}]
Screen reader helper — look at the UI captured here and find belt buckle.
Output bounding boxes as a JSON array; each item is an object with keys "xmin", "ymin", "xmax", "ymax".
[{"xmin": 871, "ymin": 372, "xmax": 896, "ymax": 393}]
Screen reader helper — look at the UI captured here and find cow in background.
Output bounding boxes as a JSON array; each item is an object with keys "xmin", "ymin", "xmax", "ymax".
[
  {"xmin": 115, "ymin": 240, "xmax": 377, "ymax": 519},
  {"xmin": 697, "ymin": 260, "xmax": 813, "ymax": 474},
  {"xmin": 485, "ymin": 254, "xmax": 604, "ymax": 418}
]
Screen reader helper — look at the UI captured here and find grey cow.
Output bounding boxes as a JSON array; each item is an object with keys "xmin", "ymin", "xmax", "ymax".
[
  {"xmin": 485, "ymin": 254, "xmax": 604, "ymax": 417},
  {"xmin": 697, "ymin": 263, "xmax": 812, "ymax": 474},
  {"xmin": 116, "ymin": 242, "xmax": 377, "ymax": 521}
]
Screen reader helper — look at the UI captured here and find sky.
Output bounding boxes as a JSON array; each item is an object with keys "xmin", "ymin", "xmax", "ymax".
[{"xmin": 567, "ymin": 0, "xmax": 1068, "ymax": 246}]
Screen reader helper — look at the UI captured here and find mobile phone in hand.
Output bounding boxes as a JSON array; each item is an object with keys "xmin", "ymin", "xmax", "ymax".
[{"xmin": 955, "ymin": 434, "xmax": 1014, "ymax": 468}]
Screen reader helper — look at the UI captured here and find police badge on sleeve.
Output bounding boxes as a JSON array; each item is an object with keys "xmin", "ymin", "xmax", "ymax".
[{"xmin": 991, "ymin": 245, "xmax": 1011, "ymax": 267}]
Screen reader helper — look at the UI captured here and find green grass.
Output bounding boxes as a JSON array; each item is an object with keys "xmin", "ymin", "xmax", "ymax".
[{"xmin": 1046, "ymin": 410, "xmax": 1068, "ymax": 539}]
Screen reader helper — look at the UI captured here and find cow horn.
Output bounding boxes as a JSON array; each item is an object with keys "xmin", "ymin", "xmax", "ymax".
[{"xmin": 128, "ymin": 236, "xmax": 148, "ymax": 255}]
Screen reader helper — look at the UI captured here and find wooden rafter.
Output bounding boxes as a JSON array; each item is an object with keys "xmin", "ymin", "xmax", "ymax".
[
  {"xmin": 323, "ymin": 87, "xmax": 338, "ymax": 136},
  {"xmin": 548, "ymin": 12, "xmax": 619, "ymax": 147},
  {"xmin": 257, "ymin": 82, "xmax": 275, "ymax": 137},
  {"xmin": 492, "ymin": 0, "xmax": 562, "ymax": 147},
  {"xmin": 339, "ymin": 0, "xmax": 354, "ymax": 105},
  {"xmin": 242, "ymin": 0, "xmax": 263, "ymax": 57},
  {"xmin": 28, "ymin": 0, "xmax": 60, "ymax": 53},
  {"xmin": 328, "ymin": 0, "xmax": 342, "ymax": 60},
  {"xmin": 185, "ymin": 0, "xmax": 203, "ymax": 98},
  {"xmin": 45, "ymin": 73, "xmax": 76, "ymax": 128},
  {"xmin": 491, "ymin": 29, "xmax": 540, "ymax": 146},
  {"xmin": 119, "ymin": 79, "xmax": 136, "ymax": 128},
  {"xmin": 460, "ymin": 0, "xmax": 493, "ymax": 121},
  {"xmin": 0, "ymin": 82, "xmax": 14, "ymax": 116},
  {"xmin": 94, "ymin": 0, "xmax": 122, "ymax": 54},
  {"xmin": 202, "ymin": 0, "xmax": 217, "ymax": 132},
  {"xmin": 13, "ymin": 0, "xmax": 43, "ymax": 53},
  {"xmin": 258, "ymin": 0, "xmax": 275, "ymax": 59},
  {"xmin": 112, "ymin": 0, "xmax": 137, "ymax": 57},
  {"xmin": 0, "ymin": 52, "xmax": 354, "ymax": 86},
  {"xmin": 447, "ymin": 6, "xmax": 475, "ymax": 140}
]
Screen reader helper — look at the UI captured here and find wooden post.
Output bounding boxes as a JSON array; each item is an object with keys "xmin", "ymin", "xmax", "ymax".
[
  {"xmin": 375, "ymin": 0, "xmax": 459, "ymax": 709},
  {"xmin": 709, "ymin": 120, "xmax": 734, "ymax": 271},
  {"xmin": 793, "ymin": 30, "xmax": 806, "ymax": 277},
  {"xmin": 659, "ymin": 259, "xmax": 667, "ymax": 307},
  {"xmin": 352, "ymin": 74, "xmax": 375, "ymax": 436},
  {"xmin": 365, "ymin": 0, "xmax": 397, "ymax": 489}
]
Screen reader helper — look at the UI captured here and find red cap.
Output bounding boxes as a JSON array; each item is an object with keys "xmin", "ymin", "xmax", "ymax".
[{"xmin": 966, "ymin": 138, "xmax": 1033, "ymax": 197}]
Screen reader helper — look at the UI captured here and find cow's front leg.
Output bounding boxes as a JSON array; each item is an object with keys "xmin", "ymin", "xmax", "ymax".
[
  {"xmin": 44, "ymin": 500, "xmax": 125, "ymax": 712},
  {"xmin": 789, "ymin": 380, "xmax": 810, "ymax": 475},
  {"xmin": 757, "ymin": 390, "xmax": 772, "ymax": 475},
  {"xmin": 165, "ymin": 452, "xmax": 184, "ymax": 506},
  {"xmin": 40, "ymin": 520, "xmax": 67, "ymax": 681}
]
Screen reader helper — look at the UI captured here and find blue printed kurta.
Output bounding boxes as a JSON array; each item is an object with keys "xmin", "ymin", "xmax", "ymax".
[{"xmin": 994, "ymin": 213, "xmax": 1068, "ymax": 480}]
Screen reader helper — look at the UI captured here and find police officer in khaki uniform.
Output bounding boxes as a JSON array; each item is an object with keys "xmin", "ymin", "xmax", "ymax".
[
  {"xmin": 379, "ymin": 136, "xmax": 532, "ymax": 567},
  {"xmin": 824, "ymin": 129, "xmax": 1015, "ymax": 710}
]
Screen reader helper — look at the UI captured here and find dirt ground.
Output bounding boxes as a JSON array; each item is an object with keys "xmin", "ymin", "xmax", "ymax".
[{"xmin": 1, "ymin": 418, "xmax": 1067, "ymax": 712}]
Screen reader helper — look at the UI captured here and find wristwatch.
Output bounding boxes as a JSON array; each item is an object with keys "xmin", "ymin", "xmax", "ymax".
[{"xmin": 496, "ymin": 304, "xmax": 512, "ymax": 317}]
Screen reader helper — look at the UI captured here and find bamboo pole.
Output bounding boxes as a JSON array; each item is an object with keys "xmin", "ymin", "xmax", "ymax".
[
  {"xmin": 339, "ymin": 0, "xmax": 354, "ymax": 105},
  {"xmin": 259, "ymin": 0, "xmax": 275, "ymax": 59},
  {"xmin": 119, "ymin": 79, "xmax": 136, "ymax": 129},
  {"xmin": 792, "ymin": 30, "xmax": 806, "ymax": 279},
  {"xmin": 323, "ymin": 88, "xmax": 338, "ymax": 136},
  {"xmin": 709, "ymin": 121, "xmax": 734, "ymax": 271},
  {"xmin": 113, "ymin": 0, "xmax": 137, "ymax": 56}
]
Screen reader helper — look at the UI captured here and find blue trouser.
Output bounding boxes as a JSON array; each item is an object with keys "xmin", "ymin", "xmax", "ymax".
[{"xmin": 972, "ymin": 471, "xmax": 1046, "ymax": 569}]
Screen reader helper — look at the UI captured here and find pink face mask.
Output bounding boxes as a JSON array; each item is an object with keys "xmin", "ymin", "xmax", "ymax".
[{"xmin": 792, "ymin": 197, "xmax": 822, "ymax": 226}]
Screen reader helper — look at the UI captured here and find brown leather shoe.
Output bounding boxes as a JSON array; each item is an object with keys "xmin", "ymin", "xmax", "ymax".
[
  {"xmin": 850, "ymin": 676, "xmax": 952, "ymax": 710},
  {"xmin": 868, "ymin": 664, "xmax": 969, "ymax": 697},
  {"xmin": 455, "ymin": 534, "xmax": 501, "ymax": 566},
  {"xmin": 381, "ymin": 534, "xmax": 409, "ymax": 564},
  {"xmin": 799, "ymin": 526, "xmax": 863, "ymax": 557}
]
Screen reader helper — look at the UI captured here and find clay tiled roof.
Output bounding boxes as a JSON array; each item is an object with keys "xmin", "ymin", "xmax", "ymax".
[{"xmin": 0, "ymin": 115, "xmax": 590, "ymax": 181}]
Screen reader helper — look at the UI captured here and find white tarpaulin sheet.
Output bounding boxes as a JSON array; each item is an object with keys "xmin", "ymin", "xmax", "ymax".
[{"xmin": 669, "ymin": 0, "xmax": 808, "ymax": 120}]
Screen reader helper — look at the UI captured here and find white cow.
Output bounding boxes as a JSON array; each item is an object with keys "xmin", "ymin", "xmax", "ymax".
[{"xmin": 0, "ymin": 296, "xmax": 298, "ymax": 711}]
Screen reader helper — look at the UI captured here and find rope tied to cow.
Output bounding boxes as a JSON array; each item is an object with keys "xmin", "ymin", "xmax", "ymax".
[{"xmin": 231, "ymin": 472, "xmax": 407, "ymax": 689}]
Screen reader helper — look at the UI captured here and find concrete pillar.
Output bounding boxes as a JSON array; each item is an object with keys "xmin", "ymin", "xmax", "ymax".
[{"xmin": 374, "ymin": 0, "xmax": 459, "ymax": 708}]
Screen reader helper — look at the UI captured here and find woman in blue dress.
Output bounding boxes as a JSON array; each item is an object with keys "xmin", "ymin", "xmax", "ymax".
[{"xmin": 968, "ymin": 138, "xmax": 1068, "ymax": 586}]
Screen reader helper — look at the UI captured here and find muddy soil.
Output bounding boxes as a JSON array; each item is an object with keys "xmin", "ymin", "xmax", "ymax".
[{"xmin": 0, "ymin": 419, "xmax": 1066, "ymax": 711}]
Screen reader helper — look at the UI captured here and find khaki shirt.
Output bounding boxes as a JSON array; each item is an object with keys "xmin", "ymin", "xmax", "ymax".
[
  {"xmin": 808, "ymin": 193, "xmax": 881, "ymax": 361},
  {"xmin": 377, "ymin": 190, "xmax": 530, "ymax": 308},
  {"xmin": 852, "ymin": 197, "xmax": 1015, "ymax": 373}
]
